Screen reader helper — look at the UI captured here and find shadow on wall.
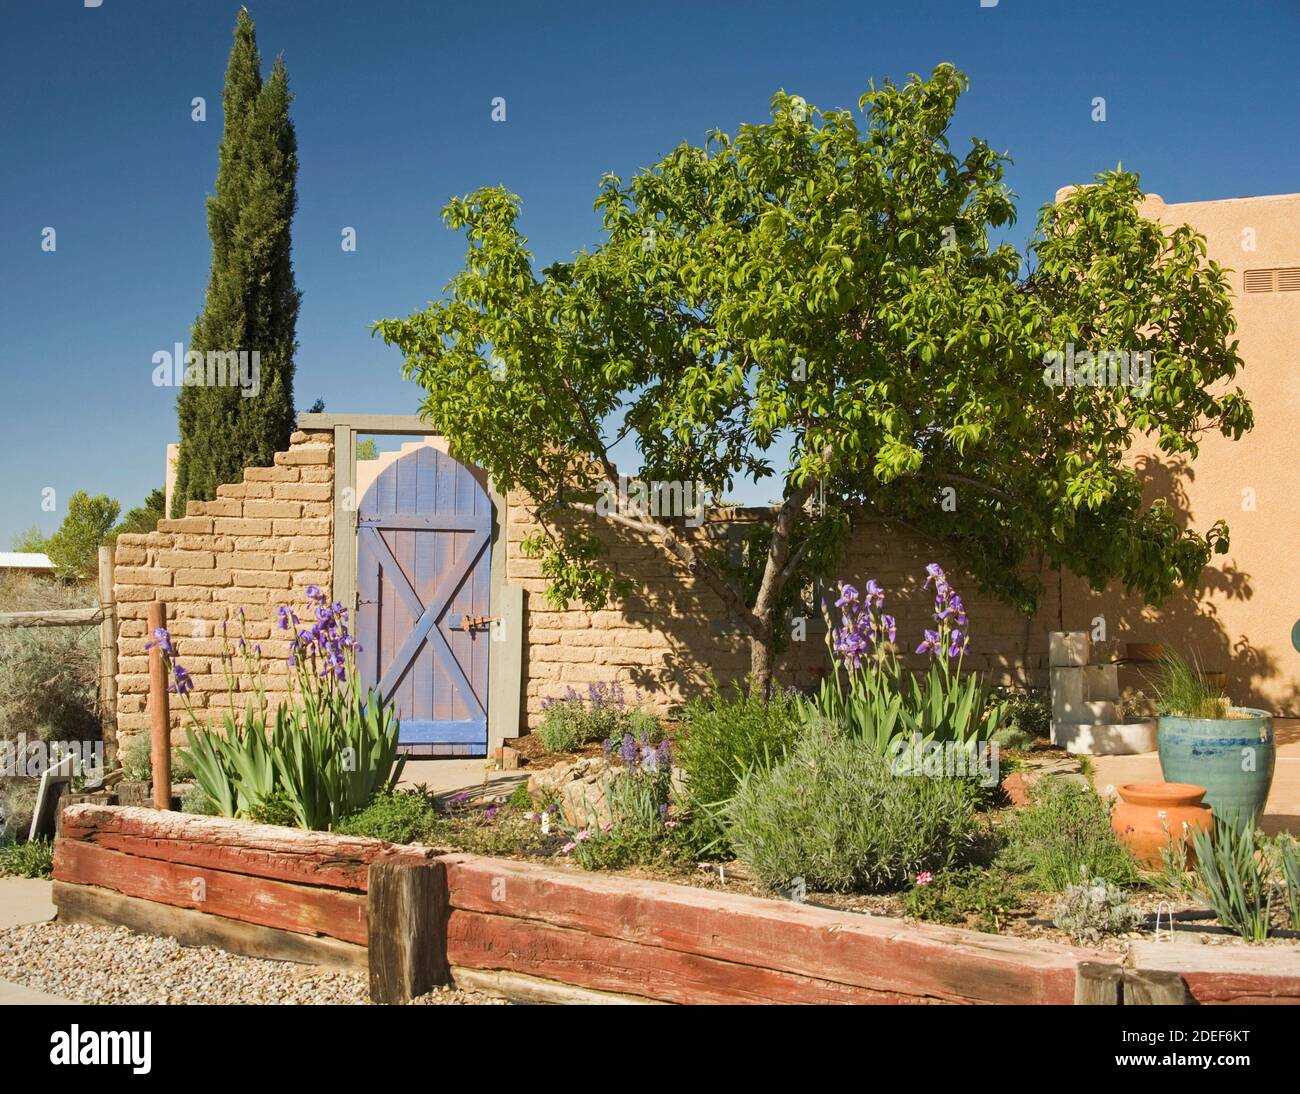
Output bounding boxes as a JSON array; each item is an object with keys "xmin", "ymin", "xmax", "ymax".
[
  {"xmin": 1063, "ymin": 454, "xmax": 1295, "ymax": 715},
  {"xmin": 514, "ymin": 507, "xmax": 1054, "ymax": 726}
]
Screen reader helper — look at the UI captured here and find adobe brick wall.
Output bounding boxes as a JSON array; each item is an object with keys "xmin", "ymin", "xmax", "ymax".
[
  {"xmin": 112, "ymin": 430, "xmax": 1052, "ymax": 745},
  {"xmin": 112, "ymin": 430, "xmax": 335, "ymax": 746},
  {"xmin": 504, "ymin": 491, "xmax": 1057, "ymax": 729}
]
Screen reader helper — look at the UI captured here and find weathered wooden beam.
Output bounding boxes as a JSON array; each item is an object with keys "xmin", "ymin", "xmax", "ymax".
[
  {"xmin": 54, "ymin": 881, "xmax": 367, "ymax": 970},
  {"xmin": 54, "ymin": 839, "xmax": 368, "ymax": 945},
  {"xmin": 0, "ymin": 607, "xmax": 105, "ymax": 628},
  {"xmin": 440, "ymin": 854, "xmax": 1101, "ymax": 1005},
  {"xmin": 450, "ymin": 967, "xmax": 668, "ymax": 1005},
  {"xmin": 367, "ymin": 860, "xmax": 450, "ymax": 1003},
  {"xmin": 446, "ymin": 909, "xmax": 911, "ymax": 1004},
  {"xmin": 146, "ymin": 602, "xmax": 171, "ymax": 809},
  {"xmin": 58, "ymin": 803, "xmax": 430, "ymax": 889},
  {"xmin": 1075, "ymin": 961, "xmax": 1123, "ymax": 1005}
]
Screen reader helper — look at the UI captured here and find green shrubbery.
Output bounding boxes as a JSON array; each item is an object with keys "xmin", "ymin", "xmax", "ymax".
[
  {"xmin": 0, "ymin": 837, "xmax": 53, "ymax": 879},
  {"xmin": 675, "ymin": 683, "xmax": 801, "ymax": 855},
  {"xmin": 166, "ymin": 589, "xmax": 404, "ymax": 830},
  {"xmin": 724, "ymin": 723, "xmax": 982, "ymax": 893},
  {"xmin": 536, "ymin": 682, "xmax": 657, "ymax": 753},
  {"xmin": 336, "ymin": 789, "xmax": 440, "ymax": 844},
  {"xmin": 999, "ymin": 777, "xmax": 1139, "ymax": 891},
  {"xmin": 903, "ymin": 866, "xmax": 1022, "ymax": 933},
  {"xmin": 0, "ymin": 575, "xmax": 101, "ymax": 748}
]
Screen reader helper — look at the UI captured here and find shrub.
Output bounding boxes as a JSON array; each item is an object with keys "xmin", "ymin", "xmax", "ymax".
[
  {"xmin": 676, "ymin": 683, "xmax": 801, "ymax": 855},
  {"xmin": 565, "ymin": 731, "xmax": 677, "ymax": 870},
  {"xmin": 180, "ymin": 783, "xmax": 218, "ymax": 816},
  {"xmin": 0, "ymin": 837, "xmax": 54, "ymax": 879},
  {"xmin": 506, "ymin": 782, "xmax": 532, "ymax": 809},
  {"xmin": 1000, "ymin": 778, "xmax": 1139, "ymax": 892},
  {"xmin": 0, "ymin": 779, "xmax": 37, "ymax": 839},
  {"xmin": 336, "ymin": 790, "xmax": 439, "ymax": 844},
  {"xmin": 121, "ymin": 736, "xmax": 192, "ymax": 783},
  {"xmin": 1189, "ymin": 821, "xmax": 1271, "ymax": 941},
  {"xmin": 536, "ymin": 682, "xmax": 640, "ymax": 753},
  {"xmin": 1053, "ymin": 876, "xmax": 1143, "ymax": 942},
  {"xmin": 903, "ymin": 866, "xmax": 1022, "ymax": 932},
  {"xmin": 724, "ymin": 724, "xmax": 982, "ymax": 893},
  {"xmin": 0, "ymin": 575, "xmax": 100, "ymax": 748},
  {"xmin": 993, "ymin": 687, "xmax": 1050, "ymax": 741}
]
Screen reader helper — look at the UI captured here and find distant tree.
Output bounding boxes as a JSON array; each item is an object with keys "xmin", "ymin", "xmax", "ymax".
[
  {"xmin": 10, "ymin": 527, "xmax": 49, "ymax": 554},
  {"xmin": 173, "ymin": 8, "xmax": 301, "ymax": 515},
  {"xmin": 355, "ymin": 439, "xmax": 378, "ymax": 460},
  {"xmin": 115, "ymin": 488, "xmax": 167, "ymax": 537},
  {"xmin": 45, "ymin": 493, "xmax": 121, "ymax": 580},
  {"xmin": 304, "ymin": 398, "xmax": 326, "ymax": 414}
]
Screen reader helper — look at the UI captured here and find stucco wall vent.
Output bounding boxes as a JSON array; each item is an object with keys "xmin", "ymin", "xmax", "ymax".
[{"xmin": 1244, "ymin": 267, "xmax": 1300, "ymax": 292}]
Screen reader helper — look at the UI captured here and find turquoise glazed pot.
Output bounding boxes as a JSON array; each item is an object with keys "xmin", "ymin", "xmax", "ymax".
[{"xmin": 1157, "ymin": 709, "xmax": 1274, "ymax": 833}]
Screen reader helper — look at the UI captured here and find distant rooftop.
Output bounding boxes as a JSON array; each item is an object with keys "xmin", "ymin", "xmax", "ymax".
[{"xmin": 0, "ymin": 552, "xmax": 55, "ymax": 571}]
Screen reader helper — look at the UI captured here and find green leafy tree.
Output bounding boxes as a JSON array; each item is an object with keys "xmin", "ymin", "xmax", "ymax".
[
  {"xmin": 376, "ymin": 65, "xmax": 1251, "ymax": 694},
  {"xmin": 115, "ymin": 488, "xmax": 167, "ymax": 537},
  {"xmin": 355, "ymin": 439, "xmax": 378, "ymax": 460},
  {"xmin": 173, "ymin": 8, "xmax": 301, "ymax": 516},
  {"xmin": 10, "ymin": 527, "xmax": 49, "ymax": 554},
  {"xmin": 45, "ymin": 493, "xmax": 120, "ymax": 580}
]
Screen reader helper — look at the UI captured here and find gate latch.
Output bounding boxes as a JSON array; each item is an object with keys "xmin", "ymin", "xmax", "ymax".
[{"xmin": 450, "ymin": 613, "xmax": 499, "ymax": 631}]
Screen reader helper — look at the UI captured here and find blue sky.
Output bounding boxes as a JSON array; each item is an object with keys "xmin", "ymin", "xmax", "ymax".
[{"xmin": 2, "ymin": 0, "xmax": 1297, "ymax": 544}]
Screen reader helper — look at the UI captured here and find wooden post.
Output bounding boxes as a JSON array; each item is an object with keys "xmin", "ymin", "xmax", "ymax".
[
  {"xmin": 146, "ymin": 601, "xmax": 172, "ymax": 811},
  {"xmin": 367, "ymin": 860, "xmax": 449, "ymax": 1003},
  {"xmin": 97, "ymin": 545, "xmax": 118, "ymax": 766}
]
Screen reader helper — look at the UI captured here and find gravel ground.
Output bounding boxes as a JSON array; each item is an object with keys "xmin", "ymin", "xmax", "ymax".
[{"xmin": 0, "ymin": 922, "xmax": 507, "ymax": 1005}]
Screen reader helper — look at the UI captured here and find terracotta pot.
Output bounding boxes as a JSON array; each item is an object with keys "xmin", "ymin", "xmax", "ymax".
[{"xmin": 1111, "ymin": 782, "xmax": 1213, "ymax": 867}]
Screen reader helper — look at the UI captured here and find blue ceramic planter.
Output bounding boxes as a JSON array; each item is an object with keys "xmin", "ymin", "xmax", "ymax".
[{"xmin": 1157, "ymin": 709, "xmax": 1274, "ymax": 833}]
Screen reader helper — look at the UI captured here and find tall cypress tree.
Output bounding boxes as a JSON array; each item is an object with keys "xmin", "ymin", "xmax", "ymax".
[{"xmin": 173, "ymin": 8, "xmax": 300, "ymax": 515}]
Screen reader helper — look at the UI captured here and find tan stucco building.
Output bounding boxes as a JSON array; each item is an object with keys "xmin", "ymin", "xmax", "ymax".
[{"xmin": 1059, "ymin": 190, "xmax": 1300, "ymax": 713}]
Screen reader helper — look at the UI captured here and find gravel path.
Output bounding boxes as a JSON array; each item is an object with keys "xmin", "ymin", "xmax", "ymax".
[{"xmin": 0, "ymin": 922, "xmax": 506, "ymax": 1005}]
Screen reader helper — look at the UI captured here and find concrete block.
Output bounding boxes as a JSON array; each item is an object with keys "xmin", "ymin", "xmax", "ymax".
[
  {"xmin": 1049, "ymin": 631, "xmax": 1089, "ymax": 667},
  {"xmin": 1083, "ymin": 664, "xmax": 1120, "ymax": 701},
  {"xmin": 1053, "ymin": 720, "xmax": 1157, "ymax": 756},
  {"xmin": 1050, "ymin": 666, "xmax": 1085, "ymax": 719}
]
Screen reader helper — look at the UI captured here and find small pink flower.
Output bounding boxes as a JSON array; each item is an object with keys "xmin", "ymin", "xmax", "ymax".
[
  {"xmin": 665, "ymin": 820, "xmax": 677, "ymax": 829},
  {"xmin": 915, "ymin": 871, "xmax": 934, "ymax": 886},
  {"xmin": 576, "ymin": 829, "xmax": 592, "ymax": 842},
  {"xmin": 560, "ymin": 841, "xmax": 576, "ymax": 854},
  {"xmin": 600, "ymin": 821, "xmax": 614, "ymax": 833}
]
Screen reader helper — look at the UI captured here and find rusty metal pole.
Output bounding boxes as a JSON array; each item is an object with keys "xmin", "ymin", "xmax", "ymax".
[{"xmin": 146, "ymin": 601, "xmax": 172, "ymax": 810}]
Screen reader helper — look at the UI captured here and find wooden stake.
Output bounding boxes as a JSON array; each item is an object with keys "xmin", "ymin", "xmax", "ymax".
[
  {"xmin": 97, "ymin": 545, "xmax": 118, "ymax": 765},
  {"xmin": 146, "ymin": 601, "xmax": 172, "ymax": 811}
]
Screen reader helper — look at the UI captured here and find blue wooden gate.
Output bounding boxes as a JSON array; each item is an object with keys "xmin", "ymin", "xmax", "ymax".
[{"xmin": 355, "ymin": 445, "xmax": 492, "ymax": 756}]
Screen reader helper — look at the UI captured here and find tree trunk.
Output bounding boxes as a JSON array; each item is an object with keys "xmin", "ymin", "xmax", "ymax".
[{"xmin": 749, "ymin": 625, "xmax": 775, "ymax": 699}]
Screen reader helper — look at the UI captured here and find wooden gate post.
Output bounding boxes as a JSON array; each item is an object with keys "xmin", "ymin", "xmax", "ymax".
[
  {"xmin": 367, "ymin": 860, "xmax": 450, "ymax": 1003},
  {"xmin": 96, "ymin": 545, "xmax": 118, "ymax": 765},
  {"xmin": 146, "ymin": 601, "xmax": 172, "ymax": 810}
]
